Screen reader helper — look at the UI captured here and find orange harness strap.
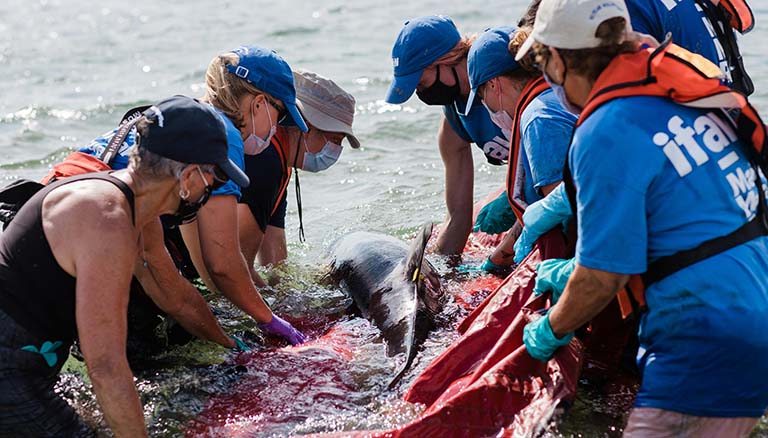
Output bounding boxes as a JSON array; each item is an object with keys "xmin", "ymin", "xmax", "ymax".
[{"xmin": 505, "ymin": 76, "xmax": 551, "ymax": 223}]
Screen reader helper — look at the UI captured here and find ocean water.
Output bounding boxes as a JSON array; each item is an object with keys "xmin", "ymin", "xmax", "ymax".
[{"xmin": 1, "ymin": 0, "xmax": 767, "ymax": 436}]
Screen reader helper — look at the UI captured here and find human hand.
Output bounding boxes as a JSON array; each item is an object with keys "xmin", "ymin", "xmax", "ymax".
[
  {"xmin": 523, "ymin": 312, "xmax": 573, "ymax": 362},
  {"xmin": 533, "ymin": 258, "xmax": 575, "ymax": 304},
  {"xmin": 513, "ymin": 184, "xmax": 572, "ymax": 264},
  {"xmin": 473, "ymin": 192, "xmax": 517, "ymax": 235},
  {"xmin": 230, "ymin": 335, "xmax": 251, "ymax": 352},
  {"xmin": 258, "ymin": 314, "xmax": 307, "ymax": 345}
]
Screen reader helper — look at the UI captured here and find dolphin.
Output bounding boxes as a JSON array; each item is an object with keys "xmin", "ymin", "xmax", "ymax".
[{"xmin": 328, "ymin": 222, "xmax": 443, "ymax": 387}]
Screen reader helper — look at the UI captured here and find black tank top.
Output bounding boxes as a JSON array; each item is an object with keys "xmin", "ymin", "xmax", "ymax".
[{"xmin": 0, "ymin": 172, "xmax": 134, "ymax": 342}]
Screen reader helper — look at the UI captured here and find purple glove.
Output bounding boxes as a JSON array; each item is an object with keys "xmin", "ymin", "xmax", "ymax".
[{"xmin": 259, "ymin": 314, "xmax": 307, "ymax": 345}]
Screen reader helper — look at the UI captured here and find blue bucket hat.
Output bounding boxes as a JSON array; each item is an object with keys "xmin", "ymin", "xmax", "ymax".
[
  {"xmin": 464, "ymin": 26, "xmax": 521, "ymax": 115},
  {"xmin": 225, "ymin": 45, "xmax": 308, "ymax": 132},
  {"xmin": 141, "ymin": 95, "xmax": 250, "ymax": 188},
  {"xmin": 385, "ymin": 16, "xmax": 461, "ymax": 104}
]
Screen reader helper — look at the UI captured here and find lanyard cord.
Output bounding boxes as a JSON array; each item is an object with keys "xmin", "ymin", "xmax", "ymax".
[{"xmin": 293, "ymin": 134, "xmax": 306, "ymax": 243}]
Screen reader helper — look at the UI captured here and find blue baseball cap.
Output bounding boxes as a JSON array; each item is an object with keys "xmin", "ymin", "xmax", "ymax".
[
  {"xmin": 225, "ymin": 45, "xmax": 308, "ymax": 132},
  {"xmin": 141, "ymin": 95, "xmax": 250, "ymax": 188},
  {"xmin": 465, "ymin": 26, "xmax": 521, "ymax": 115},
  {"xmin": 385, "ymin": 16, "xmax": 461, "ymax": 104}
]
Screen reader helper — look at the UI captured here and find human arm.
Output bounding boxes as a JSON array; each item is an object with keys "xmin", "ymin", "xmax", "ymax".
[
  {"xmin": 436, "ymin": 115, "xmax": 474, "ymax": 255},
  {"xmin": 548, "ymin": 264, "xmax": 629, "ymax": 336},
  {"xmin": 236, "ymin": 203, "xmax": 268, "ymax": 286},
  {"xmin": 182, "ymin": 194, "xmax": 272, "ymax": 322},
  {"xmin": 134, "ymin": 218, "xmax": 234, "ymax": 348},
  {"xmin": 487, "ymin": 220, "xmax": 523, "ymax": 267},
  {"xmin": 46, "ymin": 189, "xmax": 148, "ymax": 437}
]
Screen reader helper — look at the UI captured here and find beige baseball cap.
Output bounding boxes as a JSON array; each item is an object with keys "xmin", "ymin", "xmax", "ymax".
[
  {"xmin": 293, "ymin": 69, "xmax": 360, "ymax": 148},
  {"xmin": 515, "ymin": 0, "xmax": 630, "ymax": 61}
]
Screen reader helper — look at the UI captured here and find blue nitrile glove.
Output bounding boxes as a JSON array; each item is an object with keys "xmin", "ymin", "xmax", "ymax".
[
  {"xmin": 473, "ymin": 191, "xmax": 518, "ymax": 235},
  {"xmin": 258, "ymin": 314, "xmax": 307, "ymax": 345},
  {"xmin": 523, "ymin": 313, "xmax": 574, "ymax": 362},
  {"xmin": 480, "ymin": 257, "xmax": 508, "ymax": 273},
  {"xmin": 533, "ymin": 258, "xmax": 575, "ymax": 304},
  {"xmin": 513, "ymin": 183, "xmax": 573, "ymax": 264},
  {"xmin": 230, "ymin": 336, "xmax": 251, "ymax": 352}
]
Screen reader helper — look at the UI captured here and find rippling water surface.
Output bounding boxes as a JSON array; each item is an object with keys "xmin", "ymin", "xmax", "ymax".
[{"xmin": 1, "ymin": 0, "xmax": 767, "ymax": 436}]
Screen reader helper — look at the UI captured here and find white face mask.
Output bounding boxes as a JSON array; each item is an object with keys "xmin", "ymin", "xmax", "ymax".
[
  {"xmin": 243, "ymin": 97, "xmax": 276, "ymax": 155},
  {"xmin": 302, "ymin": 134, "xmax": 343, "ymax": 172},
  {"xmin": 542, "ymin": 57, "xmax": 581, "ymax": 115},
  {"xmin": 482, "ymin": 82, "xmax": 513, "ymax": 139}
]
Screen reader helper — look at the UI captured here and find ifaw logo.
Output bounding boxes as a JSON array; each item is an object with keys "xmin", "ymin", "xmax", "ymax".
[{"xmin": 653, "ymin": 111, "xmax": 766, "ymax": 219}]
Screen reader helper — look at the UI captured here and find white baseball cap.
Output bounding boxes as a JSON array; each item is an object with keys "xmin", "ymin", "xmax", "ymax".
[{"xmin": 515, "ymin": 0, "xmax": 630, "ymax": 61}]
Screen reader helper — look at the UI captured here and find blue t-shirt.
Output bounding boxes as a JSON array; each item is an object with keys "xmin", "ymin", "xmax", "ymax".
[
  {"xmin": 212, "ymin": 110, "xmax": 245, "ymax": 199},
  {"xmin": 571, "ymin": 95, "xmax": 768, "ymax": 417},
  {"xmin": 627, "ymin": 0, "xmax": 733, "ymax": 84},
  {"xmin": 77, "ymin": 126, "xmax": 137, "ymax": 171},
  {"xmin": 512, "ymin": 89, "xmax": 576, "ymax": 208},
  {"xmin": 77, "ymin": 108, "xmax": 245, "ymax": 200},
  {"xmin": 443, "ymin": 98, "xmax": 510, "ymax": 165}
]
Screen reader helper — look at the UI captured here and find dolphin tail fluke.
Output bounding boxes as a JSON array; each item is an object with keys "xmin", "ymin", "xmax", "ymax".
[{"xmin": 389, "ymin": 222, "xmax": 434, "ymax": 389}]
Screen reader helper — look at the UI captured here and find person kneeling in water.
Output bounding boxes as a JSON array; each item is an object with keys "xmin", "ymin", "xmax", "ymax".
[
  {"xmin": 0, "ymin": 96, "xmax": 246, "ymax": 437},
  {"xmin": 240, "ymin": 69, "xmax": 361, "ymax": 275}
]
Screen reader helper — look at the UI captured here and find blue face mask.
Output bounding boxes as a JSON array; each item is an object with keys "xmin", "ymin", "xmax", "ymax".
[
  {"xmin": 542, "ymin": 65, "xmax": 581, "ymax": 115},
  {"xmin": 302, "ymin": 135, "xmax": 343, "ymax": 172}
]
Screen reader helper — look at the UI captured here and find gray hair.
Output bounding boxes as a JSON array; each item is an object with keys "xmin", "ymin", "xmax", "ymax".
[{"xmin": 128, "ymin": 118, "xmax": 216, "ymax": 178}]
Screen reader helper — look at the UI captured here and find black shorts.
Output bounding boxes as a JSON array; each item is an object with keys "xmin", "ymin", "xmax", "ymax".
[
  {"xmin": 239, "ymin": 145, "xmax": 284, "ymax": 233},
  {"xmin": 0, "ymin": 308, "xmax": 94, "ymax": 437},
  {"xmin": 268, "ymin": 191, "xmax": 287, "ymax": 229}
]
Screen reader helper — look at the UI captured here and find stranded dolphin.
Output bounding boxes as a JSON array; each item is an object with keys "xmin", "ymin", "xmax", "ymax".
[{"xmin": 328, "ymin": 222, "xmax": 443, "ymax": 387}]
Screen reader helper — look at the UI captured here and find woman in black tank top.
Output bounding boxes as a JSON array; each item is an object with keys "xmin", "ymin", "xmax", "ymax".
[{"xmin": 0, "ymin": 96, "xmax": 248, "ymax": 437}]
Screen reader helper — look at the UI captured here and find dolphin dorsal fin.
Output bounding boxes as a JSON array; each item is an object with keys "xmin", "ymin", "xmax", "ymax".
[{"xmin": 403, "ymin": 222, "xmax": 434, "ymax": 284}]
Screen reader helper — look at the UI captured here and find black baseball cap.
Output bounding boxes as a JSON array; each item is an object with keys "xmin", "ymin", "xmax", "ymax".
[{"xmin": 140, "ymin": 95, "xmax": 249, "ymax": 188}]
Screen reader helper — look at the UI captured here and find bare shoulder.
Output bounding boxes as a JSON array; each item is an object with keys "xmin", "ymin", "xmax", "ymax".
[
  {"xmin": 42, "ymin": 179, "xmax": 136, "ymax": 275},
  {"xmin": 43, "ymin": 179, "xmax": 134, "ymax": 230}
]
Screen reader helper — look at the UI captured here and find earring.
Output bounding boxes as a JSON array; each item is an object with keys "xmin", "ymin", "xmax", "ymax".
[{"xmin": 179, "ymin": 187, "xmax": 190, "ymax": 200}]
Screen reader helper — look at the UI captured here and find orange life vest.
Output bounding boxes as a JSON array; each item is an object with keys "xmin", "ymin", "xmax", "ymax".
[
  {"xmin": 505, "ymin": 76, "xmax": 551, "ymax": 223},
  {"xmin": 713, "ymin": 0, "xmax": 754, "ymax": 33},
  {"xmin": 566, "ymin": 42, "xmax": 768, "ymax": 318}
]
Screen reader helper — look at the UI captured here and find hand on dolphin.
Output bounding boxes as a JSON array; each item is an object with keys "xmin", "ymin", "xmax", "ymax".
[
  {"xmin": 259, "ymin": 314, "xmax": 307, "ymax": 345},
  {"xmin": 513, "ymin": 183, "xmax": 572, "ymax": 264},
  {"xmin": 473, "ymin": 191, "xmax": 517, "ymax": 235}
]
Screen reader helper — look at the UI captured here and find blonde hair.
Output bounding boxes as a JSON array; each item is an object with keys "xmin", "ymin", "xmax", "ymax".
[
  {"xmin": 507, "ymin": 27, "xmax": 541, "ymax": 77},
  {"xmin": 435, "ymin": 34, "xmax": 477, "ymax": 65},
  {"xmin": 203, "ymin": 52, "xmax": 269, "ymax": 129}
]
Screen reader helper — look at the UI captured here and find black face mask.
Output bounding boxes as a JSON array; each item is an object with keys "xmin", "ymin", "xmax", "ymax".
[
  {"xmin": 416, "ymin": 66, "xmax": 461, "ymax": 106},
  {"xmin": 167, "ymin": 168, "xmax": 214, "ymax": 226}
]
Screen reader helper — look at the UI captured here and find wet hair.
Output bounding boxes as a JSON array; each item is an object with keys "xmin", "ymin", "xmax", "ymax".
[
  {"xmin": 518, "ymin": 0, "xmax": 542, "ymax": 27},
  {"xmin": 534, "ymin": 17, "xmax": 636, "ymax": 82},
  {"xmin": 129, "ymin": 118, "xmax": 216, "ymax": 178},
  {"xmin": 202, "ymin": 52, "xmax": 274, "ymax": 129},
  {"xmin": 435, "ymin": 34, "xmax": 478, "ymax": 65}
]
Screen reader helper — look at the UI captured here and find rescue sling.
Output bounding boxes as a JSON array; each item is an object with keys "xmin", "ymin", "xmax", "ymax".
[
  {"xmin": 505, "ymin": 76, "xmax": 551, "ymax": 222},
  {"xmin": 562, "ymin": 40, "xmax": 768, "ymax": 318}
]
